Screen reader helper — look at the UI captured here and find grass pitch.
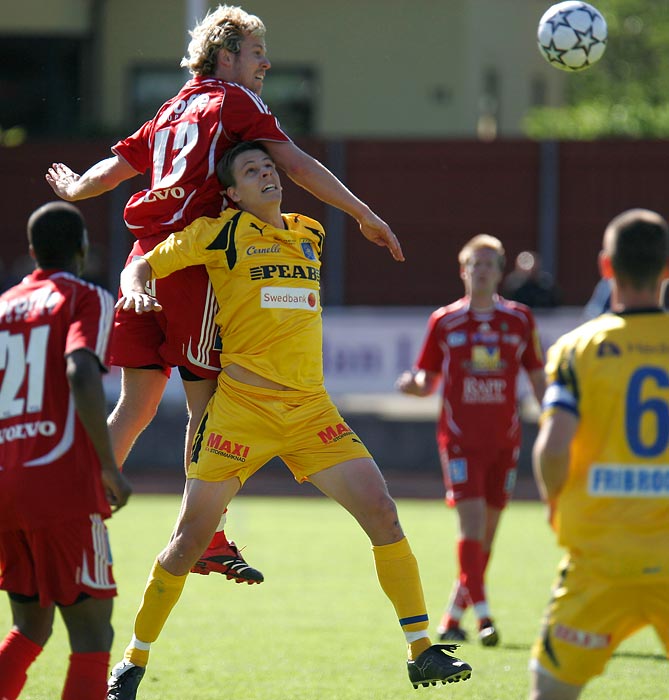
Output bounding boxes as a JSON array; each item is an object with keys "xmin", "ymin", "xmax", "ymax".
[{"xmin": 1, "ymin": 493, "xmax": 665, "ymax": 699}]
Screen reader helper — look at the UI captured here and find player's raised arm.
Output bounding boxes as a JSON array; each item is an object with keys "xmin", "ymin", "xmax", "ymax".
[
  {"xmin": 46, "ymin": 156, "xmax": 138, "ymax": 201},
  {"xmin": 264, "ymin": 140, "xmax": 404, "ymax": 262}
]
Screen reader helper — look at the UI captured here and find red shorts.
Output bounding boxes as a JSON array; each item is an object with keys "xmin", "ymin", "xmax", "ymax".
[
  {"xmin": 0, "ymin": 515, "xmax": 116, "ymax": 607},
  {"xmin": 438, "ymin": 440, "xmax": 519, "ymax": 508},
  {"xmin": 109, "ymin": 235, "xmax": 221, "ymax": 380}
]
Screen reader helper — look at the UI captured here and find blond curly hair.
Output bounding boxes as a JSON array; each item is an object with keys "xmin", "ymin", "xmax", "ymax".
[{"xmin": 180, "ymin": 5, "xmax": 266, "ymax": 77}]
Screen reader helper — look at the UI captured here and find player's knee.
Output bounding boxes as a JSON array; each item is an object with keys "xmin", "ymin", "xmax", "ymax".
[
  {"xmin": 108, "ymin": 394, "xmax": 160, "ymax": 432},
  {"xmin": 366, "ymin": 491, "xmax": 402, "ymax": 531},
  {"xmin": 169, "ymin": 525, "xmax": 214, "ymax": 567}
]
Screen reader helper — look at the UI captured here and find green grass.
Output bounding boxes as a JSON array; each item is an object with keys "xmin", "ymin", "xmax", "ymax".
[{"xmin": 2, "ymin": 495, "xmax": 665, "ymax": 699}]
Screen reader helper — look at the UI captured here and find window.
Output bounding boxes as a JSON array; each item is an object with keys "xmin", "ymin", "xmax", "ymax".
[
  {"xmin": 129, "ymin": 64, "xmax": 186, "ymax": 126},
  {"xmin": 0, "ymin": 36, "xmax": 83, "ymax": 137},
  {"xmin": 128, "ymin": 63, "xmax": 317, "ymax": 136},
  {"xmin": 261, "ymin": 66, "xmax": 316, "ymax": 136}
]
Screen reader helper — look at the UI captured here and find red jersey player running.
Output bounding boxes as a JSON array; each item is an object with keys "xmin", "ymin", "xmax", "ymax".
[
  {"xmin": 397, "ymin": 234, "xmax": 545, "ymax": 646},
  {"xmin": 0, "ymin": 202, "xmax": 132, "ymax": 700},
  {"xmin": 45, "ymin": 5, "xmax": 402, "ymax": 584}
]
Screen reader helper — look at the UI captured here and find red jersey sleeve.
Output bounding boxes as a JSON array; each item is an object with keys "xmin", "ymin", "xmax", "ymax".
[
  {"xmin": 65, "ymin": 283, "xmax": 115, "ymax": 370},
  {"xmin": 112, "ymin": 120, "xmax": 153, "ymax": 175},
  {"xmin": 415, "ymin": 308, "xmax": 446, "ymax": 374},
  {"xmin": 519, "ymin": 306, "xmax": 544, "ymax": 372}
]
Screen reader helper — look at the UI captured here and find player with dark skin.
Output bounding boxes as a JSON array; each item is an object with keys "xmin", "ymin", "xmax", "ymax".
[{"xmin": 0, "ymin": 202, "xmax": 131, "ymax": 700}]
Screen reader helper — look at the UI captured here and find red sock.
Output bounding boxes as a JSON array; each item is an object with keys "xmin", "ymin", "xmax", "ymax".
[
  {"xmin": 62, "ymin": 651, "xmax": 110, "ymax": 700},
  {"xmin": 482, "ymin": 550, "xmax": 491, "ymax": 574},
  {"xmin": 208, "ymin": 529, "xmax": 230, "ymax": 549},
  {"xmin": 454, "ymin": 582, "xmax": 472, "ymax": 610},
  {"xmin": 458, "ymin": 539, "xmax": 485, "ymax": 604},
  {"xmin": 0, "ymin": 629, "xmax": 43, "ymax": 700}
]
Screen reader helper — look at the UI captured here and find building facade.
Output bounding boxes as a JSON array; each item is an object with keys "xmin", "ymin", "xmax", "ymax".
[{"xmin": 1, "ymin": 0, "xmax": 564, "ymax": 139}]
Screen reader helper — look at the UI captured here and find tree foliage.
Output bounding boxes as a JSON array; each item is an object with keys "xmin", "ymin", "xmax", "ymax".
[{"xmin": 524, "ymin": 0, "xmax": 669, "ymax": 138}]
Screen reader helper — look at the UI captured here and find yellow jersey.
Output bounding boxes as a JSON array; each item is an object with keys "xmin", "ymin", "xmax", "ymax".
[
  {"xmin": 542, "ymin": 309, "xmax": 669, "ymax": 576},
  {"xmin": 145, "ymin": 208, "xmax": 325, "ymax": 391}
]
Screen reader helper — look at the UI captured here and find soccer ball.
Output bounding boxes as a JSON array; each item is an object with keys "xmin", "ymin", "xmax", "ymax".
[{"xmin": 537, "ymin": 2, "xmax": 607, "ymax": 72}]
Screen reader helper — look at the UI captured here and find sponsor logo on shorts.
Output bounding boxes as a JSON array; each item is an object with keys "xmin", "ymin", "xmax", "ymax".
[
  {"xmin": 504, "ymin": 468, "xmax": 517, "ymax": 495},
  {"xmin": 1, "ymin": 421, "xmax": 56, "ymax": 443},
  {"xmin": 448, "ymin": 458, "xmax": 467, "ymax": 484},
  {"xmin": 589, "ymin": 464, "xmax": 669, "ymax": 496},
  {"xmin": 205, "ymin": 433, "xmax": 250, "ymax": 461},
  {"xmin": 317, "ymin": 422, "xmax": 354, "ymax": 444},
  {"xmin": 553, "ymin": 624, "xmax": 610, "ymax": 650},
  {"xmin": 261, "ymin": 287, "xmax": 318, "ymax": 310}
]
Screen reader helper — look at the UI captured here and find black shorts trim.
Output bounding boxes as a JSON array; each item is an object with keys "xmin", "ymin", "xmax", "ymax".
[{"xmin": 178, "ymin": 365, "xmax": 211, "ymax": 381}]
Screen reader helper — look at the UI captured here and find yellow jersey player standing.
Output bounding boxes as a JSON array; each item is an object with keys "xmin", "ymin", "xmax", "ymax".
[
  {"xmin": 529, "ymin": 208, "xmax": 669, "ymax": 700},
  {"xmin": 106, "ymin": 141, "xmax": 472, "ymax": 699}
]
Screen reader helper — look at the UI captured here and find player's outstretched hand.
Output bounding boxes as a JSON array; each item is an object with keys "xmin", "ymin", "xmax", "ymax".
[
  {"xmin": 116, "ymin": 293, "xmax": 163, "ymax": 314},
  {"xmin": 102, "ymin": 466, "xmax": 132, "ymax": 512},
  {"xmin": 45, "ymin": 163, "xmax": 81, "ymax": 201},
  {"xmin": 358, "ymin": 210, "xmax": 405, "ymax": 262}
]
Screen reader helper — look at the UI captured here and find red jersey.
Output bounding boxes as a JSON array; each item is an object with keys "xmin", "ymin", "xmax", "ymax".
[
  {"xmin": 415, "ymin": 296, "xmax": 543, "ymax": 447},
  {"xmin": 0, "ymin": 270, "xmax": 115, "ymax": 530},
  {"xmin": 113, "ymin": 77, "xmax": 290, "ymax": 240}
]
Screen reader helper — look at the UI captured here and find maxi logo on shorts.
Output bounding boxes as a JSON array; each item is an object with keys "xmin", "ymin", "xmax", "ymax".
[
  {"xmin": 553, "ymin": 624, "xmax": 611, "ymax": 650},
  {"xmin": 206, "ymin": 433, "xmax": 250, "ymax": 461},
  {"xmin": 317, "ymin": 422, "xmax": 354, "ymax": 444}
]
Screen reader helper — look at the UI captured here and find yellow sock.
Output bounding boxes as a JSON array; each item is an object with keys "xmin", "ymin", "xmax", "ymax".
[
  {"xmin": 372, "ymin": 537, "xmax": 431, "ymax": 660},
  {"xmin": 123, "ymin": 558, "xmax": 188, "ymax": 667}
]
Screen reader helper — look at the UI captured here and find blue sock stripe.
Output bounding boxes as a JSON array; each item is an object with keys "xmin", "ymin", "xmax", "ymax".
[{"xmin": 399, "ymin": 614, "xmax": 429, "ymax": 627}]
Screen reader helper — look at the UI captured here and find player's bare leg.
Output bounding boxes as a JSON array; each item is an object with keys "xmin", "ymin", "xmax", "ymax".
[
  {"xmin": 0, "ymin": 599, "xmax": 52, "ymax": 699},
  {"xmin": 310, "ymin": 458, "xmax": 472, "ymax": 687},
  {"xmin": 5, "ymin": 597, "xmax": 113, "ymax": 699},
  {"xmin": 529, "ymin": 668, "xmax": 582, "ymax": 700},
  {"xmin": 107, "ymin": 368, "xmax": 167, "ymax": 466},
  {"xmin": 181, "ymin": 376, "xmax": 217, "ymax": 474},
  {"xmin": 182, "ymin": 377, "xmax": 264, "ymax": 584},
  {"xmin": 109, "ymin": 477, "xmax": 240, "ymax": 699}
]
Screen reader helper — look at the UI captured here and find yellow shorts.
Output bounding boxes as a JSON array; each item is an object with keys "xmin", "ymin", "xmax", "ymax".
[
  {"xmin": 530, "ymin": 553, "xmax": 669, "ymax": 686},
  {"xmin": 188, "ymin": 372, "xmax": 372, "ymax": 484}
]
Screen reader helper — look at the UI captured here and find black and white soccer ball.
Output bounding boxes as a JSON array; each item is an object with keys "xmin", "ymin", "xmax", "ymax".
[{"xmin": 537, "ymin": 1, "xmax": 607, "ymax": 72}]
